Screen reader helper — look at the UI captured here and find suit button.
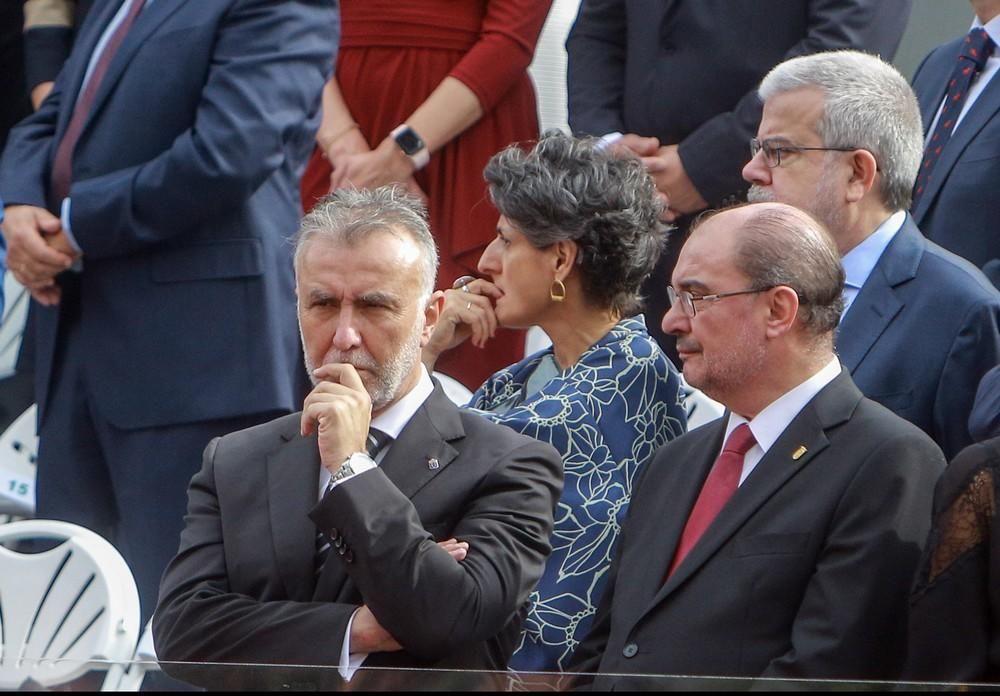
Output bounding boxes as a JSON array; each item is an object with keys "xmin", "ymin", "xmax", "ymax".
[{"xmin": 622, "ymin": 643, "xmax": 638, "ymax": 658}]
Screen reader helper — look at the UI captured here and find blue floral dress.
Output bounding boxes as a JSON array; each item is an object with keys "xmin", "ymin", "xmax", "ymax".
[{"xmin": 467, "ymin": 315, "xmax": 686, "ymax": 671}]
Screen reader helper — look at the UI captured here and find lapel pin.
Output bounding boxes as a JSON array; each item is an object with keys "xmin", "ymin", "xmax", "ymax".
[
  {"xmin": 427, "ymin": 457, "xmax": 440, "ymax": 470},
  {"xmin": 792, "ymin": 445, "xmax": 808, "ymax": 460}
]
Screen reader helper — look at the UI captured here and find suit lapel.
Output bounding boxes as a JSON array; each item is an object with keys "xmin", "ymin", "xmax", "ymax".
[
  {"xmin": 835, "ymin": 219, "xmax": 922, "ymax": 372},
  {"xmin": 267, "ymin": 427, "xmax": 323, "ymax": 600},
  {"xmin": 378, "ymin": 386, "xmax": 463, "ymax": 500},
  {"xmin": 80, "ymin": 0, "xmax": 190, "ymax": 139},
  {"xmin": 648, "ymin": 372, "xmax": 860, "ymax": 614},
  {"xmin": 55, "ymin": 0, "xmax": 124, "ymax": 139},
  {"xmin": 913, "ymin": 42, "xmax": 1000, "ymax": 222},
  {"xmin": 626, "ymin": 424, "xmax": 723, "ymax": 616},
  {"xmin": 915, "ymin": 45, "xmax": 952, "ymax": 140},
  {"xmin": 312, "ymin": 385, "xmax": 464, "ymax": 600}
]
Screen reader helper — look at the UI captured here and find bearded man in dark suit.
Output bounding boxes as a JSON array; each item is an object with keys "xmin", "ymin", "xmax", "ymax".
[{"xmin": 154, "ymin": 187, "xmax": 562, "ymax": 690}]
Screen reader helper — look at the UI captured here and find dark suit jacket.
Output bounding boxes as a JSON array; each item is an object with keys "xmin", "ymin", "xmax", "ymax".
[
  {"xmin": 837, "ymin": 216, "xmax": 1000, "ymax": 459},
  {"xmin": 566, "ymin": 0, "xmax": 911, "ymax": 207},
  {"xmin": 567, "ymin": 370, "xmax": 944, "ymax": 687},
  {"xmin": 912, "ymin": 33, "xmax": 1000, "ymax": 273},
  {"xmin": 153, "ymin": 386, "xmax": 563, "ymax": 689},
  {"xmin": 0, "ymin": 0, "xmax": 337, "ymax": 430}
]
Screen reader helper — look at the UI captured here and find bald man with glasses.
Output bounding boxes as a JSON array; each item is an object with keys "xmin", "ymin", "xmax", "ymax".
[{"xmin": 566, "ymin": 202, "xmax": 944, "ymax": 686}]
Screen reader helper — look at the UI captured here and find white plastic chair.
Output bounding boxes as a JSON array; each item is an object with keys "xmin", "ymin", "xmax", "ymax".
[
  {"xmin": 0, "ymin": 519, "xmax": 141, "ymax": 690},
  {"xmin": 433, "ymin": 371, "xmax": 474, "ymax": 406},
  {"xmin": 0, "ymin": 274, "xmax": 28, "ymax": 380},
  {"xmin": 680, "ymin": 378, "xmax": 725, "ymax": 429},
  {"xmin": 0, "ymin": 404, "xmax": 38, "ymax": 519}
]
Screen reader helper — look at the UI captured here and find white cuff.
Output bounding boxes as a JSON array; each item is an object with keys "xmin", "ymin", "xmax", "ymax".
[{"xmin": 339, "ymin": 608, "xmax": 369, "ymax": 681}]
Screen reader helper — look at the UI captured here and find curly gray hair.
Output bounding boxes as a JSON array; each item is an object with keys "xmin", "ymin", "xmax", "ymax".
[{"xmin": 484, "ymin": 130, "xmax": 666, "ymax": 316}]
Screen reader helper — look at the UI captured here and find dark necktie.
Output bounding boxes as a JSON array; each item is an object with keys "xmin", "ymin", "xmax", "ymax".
[
  {"xmin": 314, "ymin": 428, "xmax": 392, "ymax": 574},
  {"xmin": 50, "ymin": 0, "xmax": 147, "ymax": 203},
  {"xmin": 665, "ymin": 423, "xmax": 756, "ymax": 580},
  {"xmin": 912, "ymin": 27, "xmax": 995, "ymax": 208}
]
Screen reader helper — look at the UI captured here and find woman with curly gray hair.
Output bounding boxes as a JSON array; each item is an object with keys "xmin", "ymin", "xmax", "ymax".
[{"xmin": 423, "ymin": 131, "xmax": 686, "ymax": 673}]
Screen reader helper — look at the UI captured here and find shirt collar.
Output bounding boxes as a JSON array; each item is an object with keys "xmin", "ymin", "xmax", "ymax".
[
  {"xmin": 371, "ymin": 365, "xmax": 434, "ymax": 440},
  {"xmin": 841, "ymin": 210, "xmax": 905, "ymax": 290},
  {"xmin": 726, "ymin": 356, "xmax": 842, "ymax": 455},
  {"xmin": 973, "ymin": 14, "xmax": 1000, "ymax": 48}
]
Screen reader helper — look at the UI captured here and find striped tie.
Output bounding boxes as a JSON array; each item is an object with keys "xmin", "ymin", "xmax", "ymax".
[{"xmin": 314, "ymin": 428, "xmax": 392, "ymax": 574}]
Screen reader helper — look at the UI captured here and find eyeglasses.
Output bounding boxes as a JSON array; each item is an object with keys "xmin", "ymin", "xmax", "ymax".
[
  {"xmin": 667, "ymin": 285, "xmax": 774, "ymax": 318},
  {"xmin": 749, "ymin": 137, "xmax": 857, "ymax": 168}
]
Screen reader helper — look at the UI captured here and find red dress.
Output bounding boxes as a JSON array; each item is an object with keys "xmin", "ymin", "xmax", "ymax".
[{"xmin": 301, "ymin": 0, "xmax": 550, "ymax": 389}]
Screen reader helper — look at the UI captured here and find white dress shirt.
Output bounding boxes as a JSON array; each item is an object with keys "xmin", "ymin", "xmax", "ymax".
[{"xmin": 723, "ymin": 356, "xmax": 842, "ymax": 485}]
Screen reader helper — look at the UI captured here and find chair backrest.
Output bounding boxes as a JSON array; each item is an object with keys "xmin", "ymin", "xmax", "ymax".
[
  {"xmin": 0, "ymin": 276, "xmax": 28, "ymax": 380},
  {"xmin": 681, "ymin": 379, "xmax": 725, "ymax": 430},
  {"xmin": 0, "ymin": 405, "xmax": 38, "ymax": 518},
  {"xmin": 432, "ymin": 371, "xmax": 473, "ymax": 406},
  {"xmin": 0, "ymin": 520, "xmax": 140, "ymax": 690}
]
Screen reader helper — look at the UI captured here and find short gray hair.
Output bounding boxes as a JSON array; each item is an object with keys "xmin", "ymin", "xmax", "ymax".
[
  {"xmin": 759, "ymin": 50, "xmax": 923, "ymax": 211},
  {"xmin": 484, "ymin": 130, "xmax": 666, "ymax": 316},
  {"xmin": 294, "ymin": 186, "xmax": 439, "ymax": 300},
  {"xmin": 698, "ymin": 203, "xmax": 845, "ymax": 338}
]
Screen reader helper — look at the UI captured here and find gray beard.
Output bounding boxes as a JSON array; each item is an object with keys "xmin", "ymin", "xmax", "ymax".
[{"xmin": 301, "ymin": 323, "xmax": 423, "ymax": 411}]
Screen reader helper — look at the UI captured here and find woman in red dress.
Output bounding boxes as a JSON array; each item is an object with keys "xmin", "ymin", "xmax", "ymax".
[{"xmin": 301, "ymin": 0, "xmax": 552, "ymax": 388}]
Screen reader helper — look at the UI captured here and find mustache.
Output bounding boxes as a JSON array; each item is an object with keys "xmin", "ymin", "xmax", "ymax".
[
  {"xmin": 746, "ymin": 185, "xmax": 775, "ymax": 203},
  {"xmin": 324, "ymin": 350, "xmax": 378, "ymax": 371}
]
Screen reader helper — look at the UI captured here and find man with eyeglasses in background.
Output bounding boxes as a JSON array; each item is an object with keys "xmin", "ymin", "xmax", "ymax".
[
  {"xmin": 743, "ymin": 50, "xmax": 1000, "ymax": 460},
  {"xmin": 566, "ymin": 202, "xmax": 944, "ymax": 685}
]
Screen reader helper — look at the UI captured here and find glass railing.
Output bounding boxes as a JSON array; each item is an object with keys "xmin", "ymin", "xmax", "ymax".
[{"xmin": 0, "ymin": 659, "xmax": 997, "ymax": 691}]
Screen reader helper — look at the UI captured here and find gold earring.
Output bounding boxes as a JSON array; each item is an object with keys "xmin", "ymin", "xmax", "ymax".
[{"xmin": 550, "ymin": 279, "xmax": 566, "ymax": 302}]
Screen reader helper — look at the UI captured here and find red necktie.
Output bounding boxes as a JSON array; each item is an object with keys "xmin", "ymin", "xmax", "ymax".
[
  {"xmin": 912, "ymin": 28, "xmax": 995, "ymax": 208},
  {"xmin": 666, "ymin": 423, "xmax": 756, "ymax": 580},
  {"xmin": 50, "ymin": 0, "xmax": 146, "ymax": 203}
]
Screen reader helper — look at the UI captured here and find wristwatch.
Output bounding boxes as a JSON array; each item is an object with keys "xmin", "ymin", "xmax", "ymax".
[
  {"xmin": 390, "ymin": 124, "xmax": 430, "ymax": 170},
  {"xmin": 330, "ymin": 452, "xmax": 376, "ymax": 484}
]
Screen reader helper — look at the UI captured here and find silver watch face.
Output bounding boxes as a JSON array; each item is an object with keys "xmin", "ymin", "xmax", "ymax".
[{"xmin": 333, "ymin": 461, "xmax": 354, "ymax": 481}]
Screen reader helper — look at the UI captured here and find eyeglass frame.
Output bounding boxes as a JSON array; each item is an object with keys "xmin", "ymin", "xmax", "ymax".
[
  {"xmin": 666, "ymin": 285, "xmax": 776, "ymax": 318},
  {"xmin": 749, "ymin": 137, "xmax": 858, "ymax": 168}
]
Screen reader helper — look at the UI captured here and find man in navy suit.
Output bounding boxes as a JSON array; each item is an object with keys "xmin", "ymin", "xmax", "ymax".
[
  {"xmin": 910, "ymin": 0, "xmax": 1000, "ymax": 277},
  {"xmin": 0, "ymin": 0, "xmax": 338, "ymax": 620},
  {"xmin": 566, "ymin": 0, "xmax": 912, "ymax": 361},
  {"xmin": 744, "ymin": 50, "xmax": 1000, "ymax": 459}
]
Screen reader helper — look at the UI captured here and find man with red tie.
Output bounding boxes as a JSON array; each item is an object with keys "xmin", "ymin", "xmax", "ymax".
[
  {"xmin": 0, "ymin": 0, "xmax": 338, "ymax": 623},
  {"xmin": 566, "ymin": 202, "xmax": 945, "ymax": 686}
]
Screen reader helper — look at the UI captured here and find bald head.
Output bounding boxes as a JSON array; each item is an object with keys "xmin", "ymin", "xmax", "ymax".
[{"xmin": 695, "ymin": 203, "xmax": 845, "ymax": 339}]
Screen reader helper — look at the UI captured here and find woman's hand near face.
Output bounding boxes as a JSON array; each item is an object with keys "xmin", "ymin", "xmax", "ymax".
[{"xmin": 423, "ymin": 278, "xmax": 502, "ymax": 368}]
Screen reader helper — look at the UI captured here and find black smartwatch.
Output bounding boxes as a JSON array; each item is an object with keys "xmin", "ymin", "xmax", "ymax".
[{"xmin": 390, "ymin": 124, "xmax": 430, "ymax": 170}]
